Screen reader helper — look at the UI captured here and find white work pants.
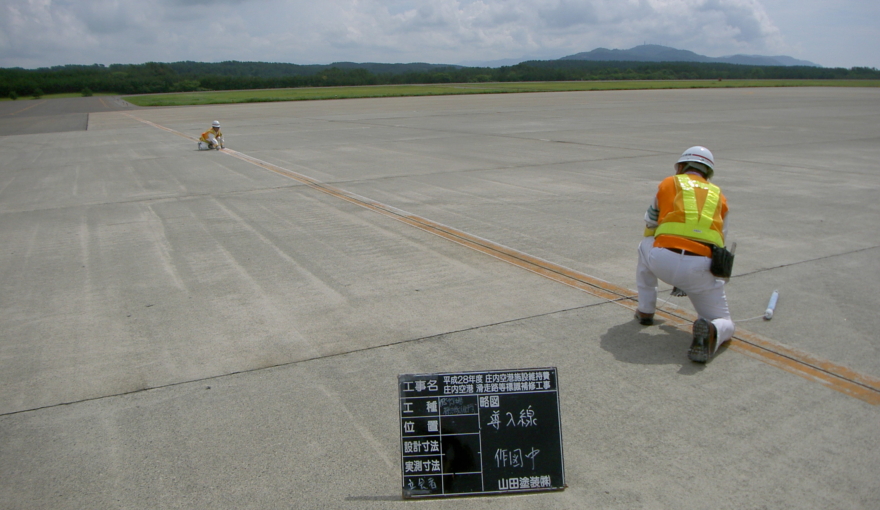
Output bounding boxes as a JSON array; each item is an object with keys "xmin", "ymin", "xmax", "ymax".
[
  {"xmin": 636, "ymin": 237, "xmax": 735, "ymax": 343},
  {"xmin": 198, "ymin": 134, "xmax": 223, "ymax": 150}
]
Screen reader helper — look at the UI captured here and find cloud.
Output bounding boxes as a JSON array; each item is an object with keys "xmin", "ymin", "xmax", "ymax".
[
  {"xmin": 696, "ymin": 0, "xmax": 784, "ymax": 48},
  {"xmin": 0, "ymin": 0, "xmax": 795, "ymax": 68},
  {"xmin": 539, "ymin": 0, "xmax": 599, "ymax": 29},
  {"xmin": 305, "ymin": 1, "xmax": 786, "ymax": 61}
]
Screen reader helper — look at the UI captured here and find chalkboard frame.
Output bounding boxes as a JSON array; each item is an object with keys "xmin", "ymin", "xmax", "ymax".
[{"xmin": 398, "ymin": 367, "xmax": 565, "ymax": 499}]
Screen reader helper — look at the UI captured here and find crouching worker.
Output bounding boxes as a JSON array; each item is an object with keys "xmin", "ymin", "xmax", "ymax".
[
  {"xmin": 199, "ymin": 120, "xmax": 225, "ymax": 150},
  {"xmin": 634, "ymin": 146, "xmax": 735, "ymax": 363}
]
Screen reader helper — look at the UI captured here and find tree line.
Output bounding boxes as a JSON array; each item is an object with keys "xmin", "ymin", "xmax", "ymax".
[{"xmin": 2, "ymin": 60, "xmax": 878, "ymax": 98}]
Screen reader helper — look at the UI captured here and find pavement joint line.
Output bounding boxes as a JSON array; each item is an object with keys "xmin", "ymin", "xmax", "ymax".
[
  {"xmin": 124, "ymin": 112, "xmax": 880, "ymax": 406},
  {"xmin": 0, "ymin": 301, "xmax": 605, "ymax": 418},
  {"xmin": 725, "ymin": 152, "xmax": 880, "ymax": 176},
  {"xmin": 732, "ymin": 245, "xmax": 879, "ymax": 278},
  {"xmin": 326, "ymin": 116, "xmax": 675, "ymax": 156},
  {"xmin": 0, "ymin": 184, "xmax": 305, "ymax": 215}
]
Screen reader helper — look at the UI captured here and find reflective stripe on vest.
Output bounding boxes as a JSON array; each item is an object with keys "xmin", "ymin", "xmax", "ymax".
[{"xmin": 654, "ymin": 174, "xmax": 725, "ymax": 247}]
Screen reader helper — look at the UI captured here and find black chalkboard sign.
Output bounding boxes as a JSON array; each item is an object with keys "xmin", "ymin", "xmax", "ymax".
[{"xmin": 399, "ymin": 368, "xmax": 565, "ymax": 498}]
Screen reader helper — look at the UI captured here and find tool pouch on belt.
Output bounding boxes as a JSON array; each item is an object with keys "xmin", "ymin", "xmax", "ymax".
[{"xmin": 710, "ymin": 245, "xmax": 735, "ymax": 278}]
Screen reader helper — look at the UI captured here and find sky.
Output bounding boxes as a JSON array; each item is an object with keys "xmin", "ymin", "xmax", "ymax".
[{"xmin": 1, "ymin": 0, "xmax": 878, "ymax": 69}]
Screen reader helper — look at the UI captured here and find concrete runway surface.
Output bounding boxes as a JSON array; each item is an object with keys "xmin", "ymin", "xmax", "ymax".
[{"xmin": 1, "ymin": 88, "xmax": 878, "ymax": 508}]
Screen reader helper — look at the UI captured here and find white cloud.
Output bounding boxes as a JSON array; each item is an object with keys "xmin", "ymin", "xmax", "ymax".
[
  {"xmin": 537, "ymin": 0, "xmax": 598, "ymax": 29},
  {"xmin": 759, "ymin": 0, "xmax": 880, "ymax": 68},
  {"xmin": 288, "ymin": 0, "xmax": 786, "ymax": 62},
  {"xmin": 0, "ymin": 0, "xmax": 876, "ymax": 68}
]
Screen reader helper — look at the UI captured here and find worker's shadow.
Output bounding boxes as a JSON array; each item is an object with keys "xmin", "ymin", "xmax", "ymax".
[{"xmin": 600, "ymin": 318, "xmax": 717, "ymax": 375}]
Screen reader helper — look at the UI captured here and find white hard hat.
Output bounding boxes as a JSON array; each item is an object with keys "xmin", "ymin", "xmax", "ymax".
[
  {"xmin": 676, "ymin": 146, "xmax": 715, "ymax": 178},
  {"xmin": 212, "ymin": 120, "xmax": 221, "ymax": 128}
]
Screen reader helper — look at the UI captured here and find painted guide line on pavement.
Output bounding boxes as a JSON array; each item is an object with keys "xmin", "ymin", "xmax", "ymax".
[
  {"xmin": 125, "ymin": 113, "xmax": 880, "ymax": 406},
  {"xmin": 3, "ymin": 100, "xmax": 46, "ymax": 116}
]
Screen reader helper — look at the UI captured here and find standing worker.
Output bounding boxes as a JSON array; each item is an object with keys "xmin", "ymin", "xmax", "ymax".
[
  {"xmin": 199, "ymin": 120, "xmax": 225, "ymax": 150},
  {"xmin": 634, "ymin": 146, "xmax": 735, "ymax": 363}
]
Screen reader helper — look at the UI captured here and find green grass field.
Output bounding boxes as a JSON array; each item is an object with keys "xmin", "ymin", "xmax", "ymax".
[{"xmin": 124, "ymin": 80, "xmax": 880, "ymax": 107}]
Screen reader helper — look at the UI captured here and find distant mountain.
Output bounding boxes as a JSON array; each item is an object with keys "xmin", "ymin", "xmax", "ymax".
[
  {"xmin": 458, "ymin": 56, "xmax": 538, "ymax": 68},
  {"xmin": 560, "ymin": 44, "xmax": 818, "ymax": 67},
  {"xmin": 323, "ymin": 62, "xmax": 463, "ymax": 74}
]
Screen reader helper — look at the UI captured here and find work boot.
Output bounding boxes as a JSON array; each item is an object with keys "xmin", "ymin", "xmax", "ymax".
[
  {"xmin": 688, "ymin": 318, "xmax": 718, "ymax": 363},
  {"xmin": 634, "ymin": 310, "xmax": 654, "ymax": 326}
]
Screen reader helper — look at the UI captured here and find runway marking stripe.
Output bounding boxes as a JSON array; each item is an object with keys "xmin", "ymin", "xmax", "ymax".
[
  {"xmin": 730, "ymin": 338, "xmax": 880, "ymax": 405},
  {"xmin": 126, "ymin": 113, "xmax": 880, "ymax": 406},
  {"xmin": 644, "ymin": 306, "xmax": 880, "ymax": 405},
  {"xmin": 4, "ymin": 100, "xmax": 46, "ymax": 116},
  {"xmin": 125, "ymin": 114, "xmax": 198, "ymax": 141}
]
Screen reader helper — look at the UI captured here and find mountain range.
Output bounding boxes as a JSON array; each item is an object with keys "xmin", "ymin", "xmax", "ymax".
[{"xmin": 558, "ymin": 44, "xmax": 818, "ymax": 67}]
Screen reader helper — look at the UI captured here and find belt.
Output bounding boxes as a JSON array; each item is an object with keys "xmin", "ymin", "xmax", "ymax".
[{"xmin": 664, "ymin": 247, "xmax": 703, "ymax": 257}]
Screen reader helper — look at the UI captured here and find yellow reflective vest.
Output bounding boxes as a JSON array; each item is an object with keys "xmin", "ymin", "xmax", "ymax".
[
  {"xmin": 200, "ymin": 128, "xmax": 223, "ymax": 143},
  {"xmin": 654, "ymin": 174, "xmax": 726, "ymax": 249}
]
